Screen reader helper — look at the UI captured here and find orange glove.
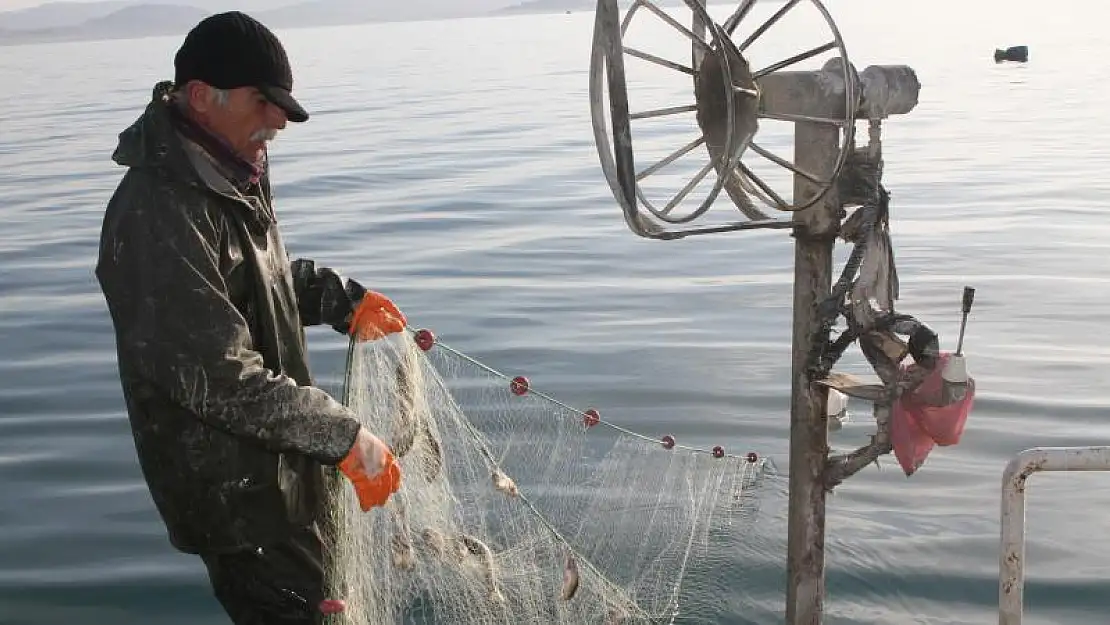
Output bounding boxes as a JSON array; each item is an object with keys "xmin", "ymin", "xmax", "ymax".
[
  {"xmin": 348, "ymin": 291, "xmax": 407, "ymax": 341},
  {"xmin": 337, "ymin": 428, "xmax": 402, "ymax": 511}
]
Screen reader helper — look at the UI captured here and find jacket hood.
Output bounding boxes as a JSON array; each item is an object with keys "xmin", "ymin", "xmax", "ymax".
[{"xmin": 112, "ymin": 82, "xmax": 206, "ymax": 187}]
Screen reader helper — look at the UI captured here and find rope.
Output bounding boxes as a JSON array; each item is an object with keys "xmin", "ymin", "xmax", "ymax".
[
  {"xmin": 804, "ymin": 133, "xmax": 940, "ymax": 383},
  {"xmin": 400, "ymin": 327, "xmax": 768, "ymax": 465}
]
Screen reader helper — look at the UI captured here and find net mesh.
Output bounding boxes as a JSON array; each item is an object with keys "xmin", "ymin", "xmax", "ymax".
[{"xmin": 320, "ymin": 330, "xmax": 775, "ymax": 624}]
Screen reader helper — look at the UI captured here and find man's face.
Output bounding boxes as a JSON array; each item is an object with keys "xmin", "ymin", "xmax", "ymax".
[{"xmin": 184, "ymin": 81, "xmax": 288, "ymax": 165}]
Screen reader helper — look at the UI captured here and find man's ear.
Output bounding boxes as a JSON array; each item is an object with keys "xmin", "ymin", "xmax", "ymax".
[{"xmin": 183, "ymin": 80, "xmax": 212, "ymax": 115}]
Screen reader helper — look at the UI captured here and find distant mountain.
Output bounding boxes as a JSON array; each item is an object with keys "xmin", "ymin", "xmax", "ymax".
[
  {"xmin": 0, "ymin": 0, "xmax": 520, "ymax": 45},
  {"xmin": 0, "ymin": 0, "xmax": 281, "ymax": 31},
  {"xmin": 0, "ymin": 3, "xmax": 209, "ymax": 44},
  {"xmin": 78, "ymin": 4, "xmax": 209, "ymax": 36},
  {"xmin": 0, "ymin": 1, "xmax": 132, "ymax": 30},
  {"xmin": 258, "ymin": 0, "xmax": 510, "ymax": 28}
]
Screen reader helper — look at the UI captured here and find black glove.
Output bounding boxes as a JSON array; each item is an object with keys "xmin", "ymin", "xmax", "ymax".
[{"xmin": 290, "ymin": 258, "xmax": 367, "ymax": 334}]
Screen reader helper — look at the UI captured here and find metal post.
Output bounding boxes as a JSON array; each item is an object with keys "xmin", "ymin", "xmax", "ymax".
[
  {"xmin": 774, "ymin": 59, "xmax": 851, "ymax": 625},
  {"xmin": 785, "ymin": 95, "xmax": 838, "ymax": 625},
  {"xmin": 999, "ymin": 446, "xmax": 1110, "ymax": 625},
  {"xmin": 756, "ymin": 61, "xmax": 920, "ymax": 624}
]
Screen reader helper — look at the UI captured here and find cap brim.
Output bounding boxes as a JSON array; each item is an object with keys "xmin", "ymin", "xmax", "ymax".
[{"xmin": 258, "ymin": 85, "xmax": 309, "ymax": 123}]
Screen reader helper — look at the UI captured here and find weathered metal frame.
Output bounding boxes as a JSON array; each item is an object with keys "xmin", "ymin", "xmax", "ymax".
[
  {"xmin": 589, "ymin": 1, "xmax": 923, "ymax": 623},
  {"xmin": 999, "ymin": 446, "xmax": 1110, "ymax": 625},
  {"xmin": 589, "ymin": 0, "xmax": 858, "ymax": 240},
  {"xmin": 617, "ymin": 0, "xmax": 745, "ymax": 226}
]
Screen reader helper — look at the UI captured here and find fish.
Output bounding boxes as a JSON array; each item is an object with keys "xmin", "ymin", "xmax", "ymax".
[
  {"xmin": 391, "ymin": 532, "xmax": 415, "ymax": 570},
  {"xmin": 455, "ymin": 534, "xmax": 505, "ymax": 603},
  {"xmin": 491, "ymin": 469, "xmax": 518, "ymax": 497},
  {"xmin": 389, "ymin": 500, "xmax": 415, "ymax": 570},
  {"xmin": 419, "ymin": 527, "xmax": 447, "ymax": 559},
  {"xmin": 561, "ymin": 550, "xmax": 579, "ymax": 601},
  {"xmin": 391, "ymin": 351, "xmax": 419, "ymax": 458},
  {"xmin": 417, "ymin": 527, "xmax": 506, "ymax": 603},
  {"xmin": 418, "ymin": 528, "xmax": 472, "ymax": 567},
  {"xmin": 392, "ymin": 343, "xmax": 443, "ymax": 483},
  {"xmin": 418, "ymin": 419, "xmax": 443, "ymax": 483}
]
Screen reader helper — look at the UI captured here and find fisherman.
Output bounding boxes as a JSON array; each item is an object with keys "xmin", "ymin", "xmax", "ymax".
[{"xmin": 95, "ymin": 11, "xmax": 402, "ymax": 624}]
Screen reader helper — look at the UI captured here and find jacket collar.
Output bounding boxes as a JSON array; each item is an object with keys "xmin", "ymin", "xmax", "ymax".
[
  {"xmin": 167, "ymin": 101, "xmax": 266, "ymax": 190},
  {"xmin": 112, "ymin": 81, "xmax": 276, "ymax": 231}
]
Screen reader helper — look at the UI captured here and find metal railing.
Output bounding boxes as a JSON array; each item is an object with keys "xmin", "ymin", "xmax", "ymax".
[{"xmin": 999, "ymin": 446, "xmax": 1110, "ymax": 624}]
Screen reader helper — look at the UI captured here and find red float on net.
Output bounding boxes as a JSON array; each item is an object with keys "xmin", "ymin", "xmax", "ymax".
[
  {"xmin": 510, "ymin": 376, "xmax": 530, "ymax": 396},
  {"xmin": 583, "ymin": 408, "xmax": 600, "ymax": 427},
  {"xmin": 661, "ymin": 435, "xmax": 675, "ymax": 450},
  {"xmin": 413, "ymin": 328, "xmax": 436, "ymax": 351},
  {"xmin": 712, "ymin": 446, "xmax": 725, "ymax": 458}
]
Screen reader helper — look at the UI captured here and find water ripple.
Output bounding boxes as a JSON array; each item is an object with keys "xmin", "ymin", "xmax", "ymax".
[{"xmin": 2, "ymin": 1, "xmax": 1109, "ymax": 623}]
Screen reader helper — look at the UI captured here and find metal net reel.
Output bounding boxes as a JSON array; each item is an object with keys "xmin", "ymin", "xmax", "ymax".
[{"xmin": 590, "ymin": 0, "xmax": 857, "ymax": 240}]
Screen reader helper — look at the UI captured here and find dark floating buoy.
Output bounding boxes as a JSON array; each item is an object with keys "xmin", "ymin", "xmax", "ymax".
[{"xmin": 994, "ymin": 45, "xmax": 1028, "ymax": 63}]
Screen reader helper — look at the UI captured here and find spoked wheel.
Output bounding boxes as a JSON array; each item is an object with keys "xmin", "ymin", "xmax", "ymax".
[{"xmin": 590, "ymin": 0, "xmax": 858, "ymax": 239}]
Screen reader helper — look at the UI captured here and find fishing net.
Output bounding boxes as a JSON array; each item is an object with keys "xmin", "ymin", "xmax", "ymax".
[{"xmin": 320, "ymin": 328, "xmax": 777, "ymax": 624}]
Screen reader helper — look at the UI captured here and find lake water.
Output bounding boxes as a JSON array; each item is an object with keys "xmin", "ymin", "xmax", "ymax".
[{"xmin": 2, "ymin": 0, "xmax": 1108, "ymax": 623}]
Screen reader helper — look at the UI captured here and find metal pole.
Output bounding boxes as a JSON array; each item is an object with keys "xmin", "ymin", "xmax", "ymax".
[
  {"xmin": 784, "ymin": 62, "xmax": 847, "ymax": 625},
  {"xmin": 999, "ymin": 446, "xmax": 1110, "ymax": 625}
]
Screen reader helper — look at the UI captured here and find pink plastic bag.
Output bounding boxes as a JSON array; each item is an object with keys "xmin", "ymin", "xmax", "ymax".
[{"xmin": 891, "ymin": 352, "xmax": 975, "ymax": 476}]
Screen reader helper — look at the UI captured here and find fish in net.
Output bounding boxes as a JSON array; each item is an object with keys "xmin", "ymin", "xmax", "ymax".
[{"xmin": 319, "ymin": 329, "xmax": 776, "ymax": 624}]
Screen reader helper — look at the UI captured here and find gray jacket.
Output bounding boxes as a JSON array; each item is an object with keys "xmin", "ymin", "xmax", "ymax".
[{"xmin": 96, "ymin": 81, "xmax": 366, "ymax": 554}]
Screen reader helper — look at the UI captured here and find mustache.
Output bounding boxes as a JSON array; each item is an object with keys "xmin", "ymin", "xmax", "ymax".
[{"xmin": 249, "ymin": 128, "xmax": 279, "ymax": 142}]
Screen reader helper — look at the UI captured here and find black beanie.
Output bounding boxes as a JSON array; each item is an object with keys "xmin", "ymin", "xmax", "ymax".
[{"xmin": 173, "ymin": 11, "xmax": 309, "ymax": 123}]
